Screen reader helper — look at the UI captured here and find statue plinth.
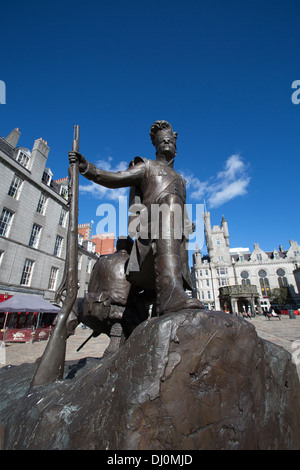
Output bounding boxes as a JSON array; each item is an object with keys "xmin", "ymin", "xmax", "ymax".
[{"xmin": 1, "ymin": 309, "xmax": 300, "ymax": 450}]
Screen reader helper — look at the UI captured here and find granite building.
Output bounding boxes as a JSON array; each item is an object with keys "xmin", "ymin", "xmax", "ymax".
[
  {"xmin": 78, "ymin": 223, "xmax": 115, "ymax": 256},
  {"xmin": 0, "ymin": 128, "xmax": 97, "ymax": 302},
  {"xmin": 191, "ymin": 212, "xmax": 300, "ymax": 313}
]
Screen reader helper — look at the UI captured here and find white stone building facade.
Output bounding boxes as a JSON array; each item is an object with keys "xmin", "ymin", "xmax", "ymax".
[{"xmin": 191, "ymin": 212, "xmax": 300, "ymax": 313}]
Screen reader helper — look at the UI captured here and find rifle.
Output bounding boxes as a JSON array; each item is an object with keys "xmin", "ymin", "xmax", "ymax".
[
  {"xmin": 30, "ymin": 126, "xmax": 80, "ymax": 387},
  {"xmin": 76, "ymin": 331, "xmax": 100, "ymax": 352}
]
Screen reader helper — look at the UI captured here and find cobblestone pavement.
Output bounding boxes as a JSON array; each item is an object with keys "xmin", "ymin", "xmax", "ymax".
[
  {"xmin": 249, "ymin": 314, "xmax": 300, "ymax": 378},
  {"xmin": 0, "ymin": 326, "xmax": 110, "ymax": 368},
  {"xmin": 1, "ymin": 314, "xmax": 300, "ymax": 379}
]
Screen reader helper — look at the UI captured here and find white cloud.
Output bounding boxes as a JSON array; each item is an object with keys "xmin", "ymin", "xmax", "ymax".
[
  {"xmin": 182, "ymin": 172, "xmax": 209, "ymax": 200},
  {"xmin": 95, "ymin": 156, "xmax": 128, "ymax": 173},
  {"xmin": 79, "ymin": 156, "xmax": 129, "ymax": 201},
  {"xmin": 79, "ymin": 153, "xmax": 250, "ymax": 208},
  {"xmin": 216, "ymin": 154, "xmax": 246, "ymax": 181},
  {"xmin": 183, "ymin": 154, "xmax": 251, "ymax": 208},
  {"xmin": 208, "ymin": 177, "xmax": 250, "ymax": 208}
]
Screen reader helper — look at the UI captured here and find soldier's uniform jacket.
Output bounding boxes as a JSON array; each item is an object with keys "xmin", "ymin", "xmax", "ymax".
[
  {"xmin": 80, "ymin": 156, "xmax": 193, "ymax": 291},
  {"xmin": 129, "ymin": 156, "xmax": 186, "ymax": 207}
]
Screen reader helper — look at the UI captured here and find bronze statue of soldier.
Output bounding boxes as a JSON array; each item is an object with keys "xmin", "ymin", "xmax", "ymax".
[{"xmin": 69, "ymin": 120, "xmax": 204, "ymax": 315}]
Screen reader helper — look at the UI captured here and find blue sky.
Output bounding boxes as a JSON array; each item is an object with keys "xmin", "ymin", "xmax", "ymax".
[{"xmin": 1, "ymin": 0, "xmax": 300, "ymax": 259}]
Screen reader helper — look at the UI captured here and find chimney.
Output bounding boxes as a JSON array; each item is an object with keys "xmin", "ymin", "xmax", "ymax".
[
  {"xmin": 5, "ymin": 128, "xmax": 21, "ymax": 148},
  {"xmin": 31, "ymin": 137, "xmax": 50, "ymax": 180},
  {"xmin": 32, "ymin": 138, "xmax": 50, "ymax": 159}
]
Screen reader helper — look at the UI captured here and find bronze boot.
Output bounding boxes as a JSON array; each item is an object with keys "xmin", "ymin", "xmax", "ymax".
[
  {"xmin": 103, "ymin": 322, "xmax": 125, "ymax": 355},
  {"xmin": 154, "ymin": 248, "xmax": 204, "ymax": 315}
]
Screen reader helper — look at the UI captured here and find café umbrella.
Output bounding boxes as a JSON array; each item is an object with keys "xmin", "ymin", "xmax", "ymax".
[
  {"xmin": 0, "ymin": 294, "xmax": 60, "ymax": 313},
  {"xmin": 0, "ymin": 294, "xmax": 60, "ymax": 330}
]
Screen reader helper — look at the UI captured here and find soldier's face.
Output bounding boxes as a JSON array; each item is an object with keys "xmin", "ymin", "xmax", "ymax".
[{"xmin": 155, "ymin": 131, "xmax": 176, "ymax": 158}]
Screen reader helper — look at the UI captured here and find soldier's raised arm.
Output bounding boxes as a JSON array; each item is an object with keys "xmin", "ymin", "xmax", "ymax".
[{"xmin": 68, "ymin": 151, "xmax": 145, "ymax": 189}]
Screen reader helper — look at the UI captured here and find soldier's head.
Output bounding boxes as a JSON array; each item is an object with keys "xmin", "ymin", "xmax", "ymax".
[{"xmin": 150, "ymin": 120, "xmax": 177, "ymax": 164}]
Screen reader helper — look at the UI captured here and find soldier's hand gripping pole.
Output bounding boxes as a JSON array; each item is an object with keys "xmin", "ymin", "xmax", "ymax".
[{"xmin": 30, "ymin": 126, "xmax": 80, "ymax": 387}]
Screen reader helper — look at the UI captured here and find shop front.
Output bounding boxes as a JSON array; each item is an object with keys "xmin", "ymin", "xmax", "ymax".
[
  {"xmin": 219, "ymin": 284, "xmax": 263, "ymax": 316},
  {"xmin": 0, "ymin": 294, "xmax": 60, "ymax": 343}
]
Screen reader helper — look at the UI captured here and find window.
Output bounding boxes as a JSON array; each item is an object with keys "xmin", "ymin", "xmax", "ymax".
[
  {"xmin": 0, "ymin": 208, "xmax": 14, "ymax": 237},
  {"xmin": 216, "ymin": 238, "xmax": 221, "ymax": 245},
  {"xmin": 86, "ymin": 241, "xmax": 95, "ymax": 253},
  {"xmin": 48, "ymin": 267, "xmax": 59, "ymax": 290},
  {"xmin": 260, "ymin": 299, "xmax": 269, "ymax": 312},
  {"xmin": 208, "ymin": 291, "xmax": 211, "ymax": 299},
  {"xmin": 258, "ymin": 269, "xmax": 270, "ymax": 297},
  {"xmin": 277, "ymin": 268, "xmax": 288, "ymax": 287},
  {"xmin": 260, "ymin": 277, "xmax": 270, "ymax": 296},
  {"xmin": 54, "ymin": 235, "xmax": 63, "ymax": 257},
  {"xmin": 42, "ymin": 167, "xmax": 53, "ymax": 186},
  {"xmin": 206, "ymin": 279, "xmax": 210, "ymax": 287},
  {"xmin": 217, "ymin": 267, "xmax": 228, "ymax": 276},
  {"xmin": 58, "ymin": 208, "xmax": 67, "ymax": 227},
  {"xmin": 240, "ymin": 271, "xmax": 250, "ymax": 285},
  {"xmin": 86, "ymin": 258, "xmax": 92, "ymax": 274},
  {"xmin": 78, "ymin": 253, "xmax": 82, "ymax": 270},
  {"xmin": 60, "ymin": 185, "xmax": 68, "ymax": 200},
  {"xmin": 277, "ymin": 268, "xmax": 285, "ymax": 277},
  {"xmin": 258, "ymin": 269, "xmax": 267, "ymax": 277},
  {"xmin": 0, "ymin": 251, "xmax": 4, "ymax": 266},
  {"xmin": 257, "ymin": 253, "xmax": 262, "ymax": 261},
  {"xmin": 239, "ymin": 255, "xmax": 244, "ymax": 262},
  {"xmin": 8, "ymin": 175, "xmax": 23, "ymax": 199},
  {"xmin": 20, "ymin": 259, "xmax": 34, "ymax": 286},
  {"xmin": 29, "ymin": 224, "xmax": 42, "ymax": 248},
  {"xmin": 278, "ymin": 277, "xmax": 288, "ymax": 288},
  {"xmin": 37, "ymin": 193, "xmax": 48, "ymax": 215},
  {"xmin": 16, "ymin": 149, "xmax": 31, "ymax": 169},
  {"xmin": 78, "ymin": 233, "xmax": 83, "ymax": 245}
]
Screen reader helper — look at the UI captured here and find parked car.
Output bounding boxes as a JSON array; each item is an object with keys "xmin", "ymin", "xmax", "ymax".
[{"xmin": 280, "ymin": 309, "xmax": 299, "ymax": 315}]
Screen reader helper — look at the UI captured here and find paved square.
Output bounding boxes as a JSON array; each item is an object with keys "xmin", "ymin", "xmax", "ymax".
[{"xmin": 1, "ymin": 315, "xmax": 299, "ymax": 379}]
